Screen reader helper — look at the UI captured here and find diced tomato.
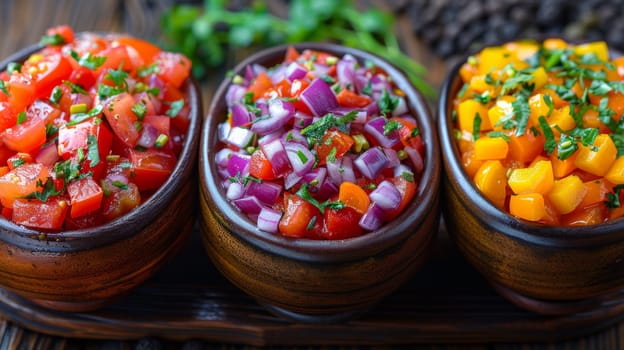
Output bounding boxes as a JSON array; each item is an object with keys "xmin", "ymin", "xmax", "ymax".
[
  {"xmin": 46, "ymin": 25, "xmax": 75, "ymax": 45},
  {"xmin": 67, "ymin": 177, "xmax": 103, "ymax": 218},
  {"xmin": 392, "ymin": 117, "xmax": 424, "ymax": 155},
  {"xmin": 284, "ymin": 46, "xmax": 300, "ymax": 62},
  {"xmin": 7, "ymin": 73, "xmax": 35, "ymax": 112},
  {"xmin": 278, "ymin": 194, "xmax": 320, "ymax": 238},
  {"xmin": 0, "ymin": 144, "xmax": 12, "ymax": 167},
  {"xmin": 290, "ymin": 79, "xmax": 312, "ymax": 115},
  {"xmin": 0, "ymin": 163, "xmax": 50, "ymax": 208},
  {"xmin": 57, "ymin": 118, "xmax": 112, "ymax": 161},
  {"xmin": 128, "ymin": 148, "xmax": 177, "ymax": 191},
  {"xmin": 133, "ymin": 92, "xmax": 161, "ymax": 117},
  {"xmin": 0, "ymin": 102, "xmax": 17, "ymax": 132},
  {"xmin": 143, "ymin": 115, "xmax": 170, "ymax": 136},
  {"xmin": 68, "ymin": 67, "xmax": 96, "ymax": 91},
  {"xmin": 64, "ymin": 211, "xmax": 104, "ymax": 230},
  {"xmin": 1, "ymin": 116, "xmax": 46, "ymax": 153},
  {"xmin": 248, "ymin": 71, "xmax": 273, "ymax": 101},
  {"xmin": 315, "ymin": 129, "xmax": 354, "ymax": 165},
  {"xmin": 0, "ymin": 207, "xmax": 11, "ymax": 219},
  {"xmin": 103, "ymin": 93, "xmax": 139, "ymax": 147},
  {"xmin": 27, "ymin": 99, "xmax": 61, "ymax": 124},
  {"xmin": 154, "ymin": 51, "xmax": 191, "ymax": 89},
  {"xmin": 22, "ymin": 51, "xmax": 73, "ymax": 98},
  {"xmin": 336, "ymin": 88, "xmax": 372, "ymax": 108},
  {"xmin": 386, "ymin": 175, "xmax": 417, "ymax": 219},
  {"xmin": 7, "ymin": 153, "xmax": 33, "ymax": 170},
  {"xmin": 96, "ymin": 45, "xmax": 135, "ymax": 74},
  {"xmin": 249, "ymin": 149, "xmax": 277, "ymax": 180},
  {"xmin": 114, "ymin": 36, "xmax": 161, "ymax": 65},
  {"xmin": 101, "ymin": 182, "xmax": 141, "ymax": 221},
  {"xmin": 323, "ymin": 206, "xmax": 363, "ymax": 239},
  {"xmin": 12, "ymin": 197, "xmax": 68, "ymax": 230},
  {"xmin": 0, "ymin": 166, "xmax": 8, "ymax": 177}
]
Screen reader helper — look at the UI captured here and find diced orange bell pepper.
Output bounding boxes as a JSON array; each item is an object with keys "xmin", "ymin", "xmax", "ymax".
[
  {"xmin": 564, "ymin": 205, "xmax": 606, "ymax": 226},
  {"xmin": 528, "ymin": 93, "xmax": 551, "ymax": 126},
  {"xmin": 551, "ymin": 149, "xmax": 577, "ymax": 179},
  {"xmin": 462, "ymin": 150, "xmax": 485, "ymax": 178},
  {"xmin": 508, "ymin": 130, "xmax": 545, "ymax": 164},
  {"xmin": 547, "ymin": 175, "xmax": 587, "ymax": 215},
  {"xmin": 487, "ymin": 95, "xmax": 515, "ymax": 130},
  {"xmin": 579, "ymin": 178, "xmax": 613, "ymax": 208},
  {"xmin": 473, "ymin": 136, "xmax": 509, "ymax": 160},
  {"xmin": 574, "ymin": 134, "xmax": 617, "ymax": 176},
  {"xmin": 508, "ymin": 160, "xmax": 554, "ymax": 195},
  {"xmin": 605, "ymin": 156, "xmax": 624, "ymax": 184},
  {"xmin": 510, "ymin": 193, "xmax": 546, "ymax": 221},
  {"xmin": 473, "ymin": 160, "xmax": 508, "ymax": 209}
]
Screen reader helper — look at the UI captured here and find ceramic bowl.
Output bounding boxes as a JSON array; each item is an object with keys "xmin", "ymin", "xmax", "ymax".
[
  {"xmin": 0, "ymin": 39, "xmax": 202, "ymax": 312},
  {"xmin": 438, "ymin": 43, "xmax": 624, "ymax": 316},
  {"xmin": 199, "ymin": 43, "xmax": 440, "ymax": 323}
]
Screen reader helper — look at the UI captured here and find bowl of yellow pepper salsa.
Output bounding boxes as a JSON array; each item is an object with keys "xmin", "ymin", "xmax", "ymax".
[{"xmin": 439, "ymin": 38, "xmax": 624, "ymax": 315}]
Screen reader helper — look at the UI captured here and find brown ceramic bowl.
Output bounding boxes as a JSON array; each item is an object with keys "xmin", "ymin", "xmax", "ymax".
[
  {"xmin": 199, "ymin": 43, "xmax": 440, "ymax": 323},
  {"xmin": 439, "ymin": 42, "xmax": 624, "ymax": 315},
  {"xmin": 0, "ymin": 38, "xmax": 202, "ymax": 312}
]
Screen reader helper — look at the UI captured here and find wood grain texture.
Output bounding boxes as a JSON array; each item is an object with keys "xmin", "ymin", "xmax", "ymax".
[{"xmin": 0, "ymin": 0, "xmax": 623, "ymax": 349}]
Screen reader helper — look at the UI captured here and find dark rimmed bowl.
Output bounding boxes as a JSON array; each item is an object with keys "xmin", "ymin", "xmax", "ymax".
[
  {"xmin": 0, "ymin": 37, "xmax": 202, "ymax": 312},
  {"xmin": 199, "ymin": 43, "xmax": 440, "ymax": 323},
  {"xmin": 438, "ymin": 40, "xmax": 624, "ymax": 316}
]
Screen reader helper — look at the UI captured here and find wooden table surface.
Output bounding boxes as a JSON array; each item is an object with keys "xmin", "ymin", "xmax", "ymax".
[{"xmin": 0, "ymin": 0, "xmax": 623, "ymax": 349}]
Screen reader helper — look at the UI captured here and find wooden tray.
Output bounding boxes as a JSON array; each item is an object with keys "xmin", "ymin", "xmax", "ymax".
[{"xmin": 0, "ymin": 225, "xmax": 623, "ymax": 347}]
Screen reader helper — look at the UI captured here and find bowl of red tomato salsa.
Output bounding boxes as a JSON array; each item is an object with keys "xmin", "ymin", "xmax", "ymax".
[
  {"xmin": 0, "ymin": 26, "xmax": 201, "ymax": 311},
  {"xmin": 199, "ymin": 43, "xmax": 440, "ymax": 322},
  {"xmin": 439, "ymin": 38, "xmax": 624, "ymax": 315}
]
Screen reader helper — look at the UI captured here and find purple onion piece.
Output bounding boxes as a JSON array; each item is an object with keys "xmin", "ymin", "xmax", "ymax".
[
  {"xmin": 245, "ymin": 181, "xmax": 282, "ymax": 206},
  {"xmin": 227, "ymin": 153, "xmax": 251, "ymax": 177},
  {"xmin": 326, "ymin": 157, "xmax": 343, "ymax": 186},
  {"xmin": 226, "ymin": 84, "xmax": 247, "ymax": 106},
  {"xmin": 359, "ymin": 203, "xmax": 386, "ymax": 231},
  {"xmin": 257, "ymin": 207, "xmax": 283, "ymax": 233},
  {"xmin": 355, "ymin": 147, "xmax": 388, "ymax": 179},
  {"xmin": 261, "ymin": 138, "xmax": 291, "ymax": 177},
  {"xmin": 216, "ymin": 148, "xmax": 234, "ymax": 168},
  {"xmin": 393, "ymin": 164, "xmax": 414, "ymax": 179},
  {"xmin": 336, "ymin": 54, "xmax": 356, "ymax": 88},
  {"xmin": 405, "ymin": 145, "xmax": 424, "ymax": 174},
  {"xmin": 284, "ymin": 171, "xmax": 302, "ymax": 190},
  {"xmin": 231, "ymin": 103, "xmax": 252, "ymax": 127},
  {"xmin": 36, "ymin": 142, "xmax": 59, "ymax": 167},
  {"xmin": 284, "ymin": 142, "xmax": 315, "ymax": 176},
  {"xmin": 286, "ymin": 62, "xmax": 308, "ymax": 81},
  {"xmin": 218, "ymin": 122, "xmax": 231, "ymax": 143},
  {"xmin": 392, "ymin": 96, "xmax": 408, "ymax": 117},
  {"xmin": 226, "ymin": 182, "xmax": 245, "ymax": 200},
  {"xmin": 281, "ymin": 129, "xmax": 308, "ymax": 147},
  {"xmin": 233, "ymin": 196, "xmax": 263, "ymax": 215},
  {"xmin": 250, "ymin": 98, "xmax": 294, "ymax": 135},
  {"xmin": 369, "ymin": 180, "xmax": 401, "ymax": 210},
  {"xmin": 293, "ymin": 112, "xmax": 314, "ymax": 129},
  {"xmin": 300, "ymin": 167, "xmax": 327, "ymax": 192},
  {"xmin": 383, "ymin": 147, "xmax": 400, "ymax": 168},
  {"xmin": 365, "ymin": 102, "xmax": 380, "ymax": 117},
  {"xmin": 315, "ymin": 178, "xmax": 339, "ymax": 201},
  {"xmin": 244, "ymin": 65, "xmax": 255, "ymax": 84},
  {"xmin": 226, "ymin": 126, "xmax": 254, "ymax": 149},
  {"xmin": 257, "ymin": 129, "xmax": 284, "ymax": 146},
  {"xmin": 364, "ymin": 117, "xmax": 400, "ymax": 148},
  {"xmin": 299, "ymin": 78, "xmax": 338, "ymax": 116},
  {"xmin": 136, "ymin": 123, "xmax": 159, "ymax": 148},
  {"xmin": 341, "ymin": 156, "xmax": 357, "ymax": 183}
]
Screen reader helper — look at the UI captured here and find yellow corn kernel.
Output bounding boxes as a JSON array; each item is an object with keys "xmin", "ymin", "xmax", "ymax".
[
  {"xmin": 473, "ymin": 136, "xmax": 509, "ymax": 160},
  {"xmin": 474, "ymin": 160, "xmax": 508, "ymax": 209},
  {"xmin": 531, "ymin": 67, "xmax": 548, "ymax": 90},
  {"xmin": 574, "ymin": 41, "xmax": 609, "ymax": 62},
  {"xmin": 510, "ymin": 193, "xmax": 546, "ymax": 221},
  {"xmin": 605, "ymin": 156, "xmax": 624, "ymax": 184},
  {"xmin": 508, "ymin": 160, "xmax": 554, "ymax": 195},
  {"xmin": 547, "ymin": 175, "xmax": 587, "ymax": 215},
  {"xmin": 574, "ymin": 134, "xmax": 617, "ymax": 176},
  {"xmin": 457, "ymin": 99, "xmax": 492, "ymax": 133},
  {"xmin": 488, "ymin": 95, "xmax": 515, "ymax": 130},
  {"xmin": 529, "ymin": 93, "xmax": 551, "ymax": 126}
]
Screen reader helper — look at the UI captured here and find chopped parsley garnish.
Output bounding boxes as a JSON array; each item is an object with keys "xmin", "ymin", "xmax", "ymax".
[
  {"xmin": 296, "ymin": 150, "xmax": 308, "ymax": 163},
  {"xmin": 500, "ymin": 69, "xmax": 534, "ymax": 95},
  {"xmin": 296, "ymin": 183, "xmax": 346, "ymax": 214},
  {"xmin": 306, "ymin": 216, "xmax": 317, "ymax": 231},
  {"xmin": 11, "ymin": 159, "xmax": 25, "ymax": 168},
  {"xmin": 6, "ymin": 62, "xmax": 21, "ymax": 74},
  {"xmin": 457, "ymin": 83, "xmax": 469, "ymax": 98},
  {"xmin": 383, "ymin": 119, "xmax": 401, "ymax": 135},
  {"xmin": 131, "ymin": 102, "xmax": 147, "ymax": 120},
  {"xmin": 166, "ymin": 99, "xmax": 184, "ymax": 117},
  {"xmin": 472, "ymin": 112, "xmax": 482, "ymax": 140},
  {"xmin": 22, "ymin": 178, "xmax": 61, "ymax": 202},
  {"xmin": 112, "ymin": 181, "xmax": 128, "ymax": 190},
  {"xmin": 67, "ymin": 105, "xmax": 104, "ymax": 126},
  {"xmin": 378, "ymin": 89, "xmax": 399, "ymax": 115},
  {"xmin": 137, "ymin": 63, "xmax": 160, "ymax": 78},
  {"xmin": 39, "ymin": 34, "xmax": 65, "ymax": 46},
  {"xmin": 87, "ymin": 134, "xmax": 100, "ymax": 167},
  {"xmin": 71, "ymin": 51, "xmax": 107, "ymax": 70},
  {"xmin": 538, "ymin": 116, "xmax": 556, "ymax": 155},
  {"xmin": 64, "ymin": 81, "xmax": 88, "ymax": 94},
  {"xmin": 402, "ymin": 171, "xmax": 415, "ymax": 182},
  {"xmin": 486, "ymin": 131, "xmax": 511, "ymax": 142},
  {"xmin": 473, "ymin": 91, "xmax": 491, "ymax": 104},
  {"xmin": 16, "ymin": 111, "xmax": 26, "ymax": 125},
  {"xmin": 361, "ymin": 80, "xmax": 372, "ymax": 96},
  {"xmin": 0, "ymin": 81, "xmax": 9, "ymax": 96},
  {"xmin": 50, "ymin": 86, "xmax": 63, "ymax": 104},
  {"xmin": 326, "ymin": 147, "xmax": 337, "ymax": 163},
  {"xmin": 511, "ymin": 95, "xmax": 530, "ymax": 136},
  {"xmin": 605, "ymin": 184, "xmax": 624, "ymax": 209},
  {"xmin": 301, "ymin": 111, "xmax": 357, "ymax": 145}
]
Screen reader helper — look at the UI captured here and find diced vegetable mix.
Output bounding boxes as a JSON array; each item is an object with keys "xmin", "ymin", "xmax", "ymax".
[
  {"xmin": 0, "ymin": 25, "xmax": 192, "ymax": 230},
  {"xmin": 454, "ymin": 39, "xmax": 624, "ymax": 225},
  {"xmin": 216, "ymin": 47, "xmax": 426, "ymax": 239}
]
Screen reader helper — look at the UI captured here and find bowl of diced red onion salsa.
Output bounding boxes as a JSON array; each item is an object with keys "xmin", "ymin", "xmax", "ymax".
[{"xmin": 199, "ymin": 43, "xmax": 440, "ymax": 322}]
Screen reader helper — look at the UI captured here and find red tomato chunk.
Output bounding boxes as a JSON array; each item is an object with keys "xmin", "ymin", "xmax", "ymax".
[
  {"xmin": 0, "ymin": 26, "xmax": 192, "ymax": 230},
  {"xmin": 215, "ymin": 47, "xmax": 426, "ymax": 239}
]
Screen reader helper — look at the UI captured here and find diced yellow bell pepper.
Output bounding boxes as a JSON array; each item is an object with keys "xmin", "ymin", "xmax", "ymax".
[
  {"xmin": 547, "ymin": 106, "xmax": 577, "ymax": 136},
  {"xmin": 477, "ymin": 47, "xmax": 513, "ymax": 75},
  {"xmin": 574, "ymin": 134, "xmax": 617, "ymax": 176},
  {"xmin": 529, "ymin": 93, "xmax": 551, "ymax": 126},
  {"xmin": 474, "ymin": 160, "xmax": 508, "ymax": 209},
  {"xmin": 488, "ymin": 95, "xmax": 515, "ymax": 130},
  {"xmin": 547, "ymin": 175, "xmax": 587, "ymax": 215},
  {"xmin": 508, "ymin": 160, "xmax": 554, "ymax": 194},
  {"xmin": 605, "ymin": 156, "xmax": 624, "ymax": 184},
  {"xmin": 543, "ymin": 38, "xmax": 568, "ymax": 50},
  {"xmin": 457, "ymin": 99, "xmax": 492, "ymax": 133},
  {"xmin": 474, "ymin": 136, "xmax": 509, "ymax": 160},
  {"xmin": 574, "ymin": 41, "xmax": 609, "ymax": 62},
  {"xmin": 470, "ymin": 75, "xmax": 497, "ymax": 95},
  {"xmin": 503, "ymin": 41, "xmax": 540, "ymax": 61},
  {"xmin": 531, "ymin": 67, "xmax": 548, "ymax": 90},
  {"xmin": 509, "ymin": 193, "xmax": 546, "ymax": 221}
]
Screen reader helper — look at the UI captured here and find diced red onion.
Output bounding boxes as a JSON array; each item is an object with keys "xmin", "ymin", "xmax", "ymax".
[
  {"xmin": 369, "ymin": 180, "xmax": 401, "ymax": 210},
  {"xmin": 261, "ymin": 138, "xmax": 291, "ymax": 177},
  {"xmin": 355, "ymin": 147, "xmax": 388, "ymax": 179},
  {"xmin": 281, "ymin": 129, "xmax": 308, "ymax": 147},
  {"xmin": 231, "ymin": 103, "xmax": 252, "ymax": 127},
  {"xmin": 353, "ymin": 68, "xmax": 370, "ymax": 93},
  {"xmin": 364, "ymin": 117, "xmax": 400, "ymax": 148},
  {"xmin": 341, "ymin": 156, "xmax": 357, "ymax": 183},
  {"xmin": 383, "ymin": 147, "xmax": 400, "ymax": 168},
  {"xmin": 286, "ymin": 62, "xmax": 308, "ymax": 81},
  {"xmin": 365, "ymin": 102, "xmax": 380, "ymax": 117},
  {"xmin": 244, "ymin": 65, "xmax": 255, "ymax": 84},
  {"xmin": 293, "ymin": 112, "xmax": 313, "ymax": 129},
  {"xmin": 218, "ymin": 122, "xmax": 231, "ymax": 143},
  {"xmin": 147, "ymin": 75, "xmax": 166, "ymax": 99},
  {"xmin": 300, "ymin": 78, "xmax": 338, "ymax": 117},
  {"xmin": 226, "ymin": 182, "xmax": 244, "ymax": 200},
  {"xmin": 359, "ymin": 203, "xmax": 386, "ymax": 231},
  {"xmin": 393, "ymin": 164, "xmax": 414, "ymax": 179},
  {"xmin": 106, "ymin": 173, "xmax": 129, "ymax": 186},
  {"xmin": 227, "ymin": 153, "xmax": 250, "ymax": 177},
  {"xmin": 258, "ymin": 129, "xmax": 284, "ymax": 146},
  {"xmin": 405, "ymin": 145, "xmax": 424, "ymax": 174},
  {"xmin": 392, "ymin": 96, "xmax": 408, "ymax": 117},
  {"xmin": 300, "ymin": 167, "xmax": 326, "ymax": 192},
  {"xmin": 226, "ymin": 126, "xmax": 254, "ymax": 149},
  {"xmin": 233, "ymin": 195, "xmax": 263, "ymax": 215},
  {"xmin": 137, "ymin": 123, "xmax": 159, "ymax": 148},
  {"xmin": 216, "ymin": 148, "xmax": 234, "ymax": 168},
  {"xmin": 251, "ymin": 99, "xmax": 294, "ymax": 135},
  {"xmin": 315, "ymin": 178, "xmax": 338, "ymax": 200},
  {"xmin": 226, "ymin": 84, "xmax": 247, "ymax": 106},
  {"xmin": 245, "ymin": 181, "xmax": 282, "ymax": 206},
  {"xmin": 284, "ymin": 171, "xmax": 302, "ymax": 190},
  {"xmin": 35, "ymin": 142, "xmax": 59, "ymax": 166},
  {"xmin": 284, "ymin": 142, "xmax": 315, "ymax": 176},
  {"xmin": 257, "ymin": 207, "xmax": 282, "ymax": 233},
  {"xmin": 336, "ymin": 54, "xmax": 356, "ymax": 88}
]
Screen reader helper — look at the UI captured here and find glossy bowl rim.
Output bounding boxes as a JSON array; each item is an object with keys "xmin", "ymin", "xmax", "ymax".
[
  {"xmin": 0, "ymin": 34, "xmax": 202, "ymax": 252},
  {"xmin": 201, "ymin": 42, "xmax": 440, "ymax": 263},
  {"xmin": 438, "ymin": 38, "xmax": 624, "ymax": 247}
]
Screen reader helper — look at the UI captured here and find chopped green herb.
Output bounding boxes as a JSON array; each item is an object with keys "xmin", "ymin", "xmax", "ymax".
[
  {"xmin": 378, "ymin": 89, "xmax": 399, "ymax": 115},
  {"xmin": 131, "ymin": 102, "xmax": 147, "ymax": 120},
  {"xmin": 457, "ymin": 83, "xmax": 469, "ymax": 98},
  {"xmin": 402, "ymin": 171, "xmax": 414, "ymax": 182},
  {"xmin": 538, "ymin": 116, "xmax": 556, "ymax": 155},
  {"xmin": 361, "ymin": 80, "xmax": 372, "ymax": 96},
  {"xmin": 500, "ymin": 70, "xmax": 533, "ymax": 95},
  {"xmin": 16, "ymin": 111, "xmax": 26, "ymax": 125},
  {"xmin": 72, "ymin": 51, "xmax": 107, "ymax": 70},
  {"xmin": 137, "ymin": 63, "xmax": 160, "ymax": 78},
  {"xmin": 301, "ymin": 111, "xmax": 357, "ymax": 145},
  {"xmin": 21, "ymin": 177, "xmax": 61, "ymax": 202},
  {"xmin": 112, "ymin": 181, "xmax": 128, "ymax": 190},
  {"xmin": 543, "ymin": 93, "xmax": 554, "ymax": 117},
  {"xmin": 106, "ymin": 68, "xmax": 129, "ymax": 88},
  {"xmin": 11, "ymin": 158, "xmax": 25, "ymax": 168},
  {"xmin": 472, "ymin": 112, "xmax": 482, "ymax": 140},
  {"xmin": 39, "ymin": 34, "xmax": 65, "ymax": 46},
  {"xmin": 306, "ymin": 216, "xmax": 317, "ymax": 231},
  {"xmin": 50, "ymin": 86, "xmax": 63, "ymax": 104},
  {"xmin": 605, "ymin": 184, "xmax": 624, "ymax": 209},
  {"xmin": 588, "ymin": 79, "xmax": 613, "ymax": 96},
  {"xmin": 511, "ymin": 95, "xmax": 530, "ymax": 136},
  {"xmin": 556, "ymin": 133, "xmax": 578, "ymax": 160},
  {"xmin": 67, "ymin": 105, "xmax": 104, "ymax": 126},
  {"xmin": 326, "ymin": 147, "xmax": 337, "ymax": 163},
  {"xmin": 6, "ymin": 62, "xmax": 21, "ymax": 74},
  {"xmin": 296, "ymin": 150, "xmax": 308, "ymax": 163},
  {"xmin": 87, "ymin": 134, "xmax": 100, "ymax": 167},
  {"xmin": 383, "ymin": 119, "xmax": 401, "ymax": 135},
  {"xmin": 166, "ymin": 99, "xmax": 184, "ymax": 117},
  {"xmin": 0, "ymin": 80, "xmax": 9, "ymax": 96},
  {"xmin": 64, "ymin": 81, "xmax": 88, "ymax": 94},
  {"xmin": 487, "ymin": 131, "xmax": 511, "ymax": 142},
  {"xmin": 473, "ymin": 90, "xmax": 491, "ymax": 104},
  {"xmin": 45, "ymin": 124, "xmax": 59, "ymax": 137}
]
